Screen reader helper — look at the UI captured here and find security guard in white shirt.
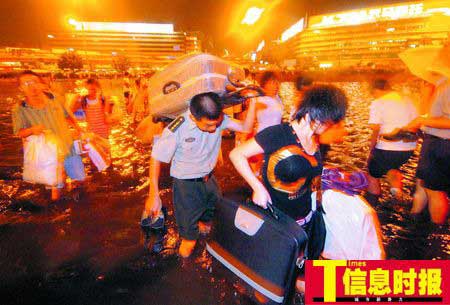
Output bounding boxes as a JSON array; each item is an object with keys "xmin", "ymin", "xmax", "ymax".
[{"xmin": 143, "ymin": 92, "xmax": 256, "ymax": 257}]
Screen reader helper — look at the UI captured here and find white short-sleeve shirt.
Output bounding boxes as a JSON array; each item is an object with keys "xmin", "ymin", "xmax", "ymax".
[
  {"xmin": 369, "ymin": 91, "xmax": 419, "ymax": 151},
  {"xmin": 423, "ymin": 78, "xmax": 450, "ymax": 139},
  {"xmin": 151, "ymin": 111, "xmax": 230, "ymax": 179}
]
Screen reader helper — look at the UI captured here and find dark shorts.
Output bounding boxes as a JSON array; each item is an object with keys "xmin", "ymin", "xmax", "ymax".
[
  {"xmin": 172, "ymin": 175, "xmax": 222, "ymax": 240},
  {"xmin": 416, "ymin": 134, "xmax": 450, "ymax": 193},
  {"xmin": 368, "ymin": 148, "xmax": 414, "ymax": 178}
]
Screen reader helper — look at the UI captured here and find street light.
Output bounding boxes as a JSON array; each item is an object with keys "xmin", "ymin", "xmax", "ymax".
[
  {"xmin": 256, "ymin": 40, "xmax": 265, "ymax": 52},
  {"xmin": 241, "ymin": 7, "xmax": 265, "ymax": 25},
  {"xmin": 68, "ymin": 18, "xmax": 77, "ymax": 26}
]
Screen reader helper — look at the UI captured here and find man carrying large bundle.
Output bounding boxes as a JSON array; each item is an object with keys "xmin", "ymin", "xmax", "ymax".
[{"xmin": 142, "ymin": 92, "xmax": 256, "ymax": 258}]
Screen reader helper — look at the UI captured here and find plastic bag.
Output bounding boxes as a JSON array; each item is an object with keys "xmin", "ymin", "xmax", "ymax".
[
  {"xmin": 83, "ymin": 133, "xmax": 111, "ymax": 171},
  {"xmin": 23, "ymin": 134, "xmax": 63, "ymax": 186},
  {"xmin": 322, "ymin": 167, "xmax": 368, "ymax": 196},
  {"xmin": 321, "ymin": 189, "xmax": 385, "ymax": 260}
]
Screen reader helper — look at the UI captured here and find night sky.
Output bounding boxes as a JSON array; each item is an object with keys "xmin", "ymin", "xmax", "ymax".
[{"xmin": 0, "ymin": 0, "xmax": 404, "ymax": 54}]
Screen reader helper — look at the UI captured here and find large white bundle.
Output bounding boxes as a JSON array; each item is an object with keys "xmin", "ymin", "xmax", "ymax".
[
  {"xmin": 147, "ymin": 53, "xmax": 243, "ymax": 118},
  {"xmin": 83, "ymin": 134, "xmax": 111, "ymax": 172},
  {"xmin": 23, "ymin": 134, "xmax": 62, "ymax": 187},
  {"xmin": 321, "ymin": 189, "xmax": 385, "ymax": 260},
  {"xmin": 85, "ymin": 143, "xmax": 109, "ymax": 172}
]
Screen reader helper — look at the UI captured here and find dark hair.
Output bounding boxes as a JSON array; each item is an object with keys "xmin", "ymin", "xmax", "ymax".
[
  {"xmin": 189, "ymin": 92, "xmax": 223, "ymax": 120},
  {"xmin": 85, "ymin": 78, "xmax": 100, "ymax": 87},
  {"xmin": 294, "ymin": 85, "xmax": 348, "ymax": 124},
  {"xmin": 18, "ymin": 70, "xmax": 43, "ymax": 83},
  {"xmin": 244, "ymin": 68, "xmax": 250, "ymax": 77},
  {"xmin": 135, "ymin": 78, "xmax": 141, "ymax": 87},
  {"xmin": 372, "ymin": 78, "xmax": 390, "ymax": 91},
  {"xmin": 296, "ymin": 76, "xmax": 313, "ymax": 91},
  {"xmin": 259, "ymin": 71, "xmax": 278, "ymax": 89}
]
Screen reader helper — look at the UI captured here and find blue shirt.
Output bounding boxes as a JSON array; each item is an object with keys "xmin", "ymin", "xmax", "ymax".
[{"xmin": 151, "ymin": 111, "xmax": 230, "ymax": 179}]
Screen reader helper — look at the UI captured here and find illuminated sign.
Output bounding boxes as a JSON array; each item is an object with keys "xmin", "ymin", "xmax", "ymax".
[
  {"xmin": 69, "ymin": 20, "xmax": 174, "ymax": 34},
  {"xmin": 319, "ymin": 62, "xmax": 333, "ymax": 68},
  {"xmin": 281, "ymin": 18, "xmax": 305, "ymax": 42},
  {"xmin": 0, "ymin": 61, "xmax": 21, "ymax": 66},
  {"xmin": 309, "ymin": 2, "xmax": 450, "ymax": 29}
]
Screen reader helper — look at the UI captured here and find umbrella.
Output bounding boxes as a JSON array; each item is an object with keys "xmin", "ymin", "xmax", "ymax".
[
  {"xmin": 429, "ymin": 44, "xmax": 450, "ymax": 79},
  {"xmin": 399, "ymin": 45, "xmax": 448, "ymax": 84}
]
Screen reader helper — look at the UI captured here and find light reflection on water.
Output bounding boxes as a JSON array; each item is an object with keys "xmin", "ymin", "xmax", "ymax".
[{"xmin": 0, "ymin": 79, "xmax": 448, "ymax": 304}]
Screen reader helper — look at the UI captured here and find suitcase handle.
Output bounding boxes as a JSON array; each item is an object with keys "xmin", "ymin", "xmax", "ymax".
[
  {"xmin": 246, "ymin": 199, "xmax": 279, "ymax": 220},
  {"xmin": 266, "ymin": 202, "xmax": 279, "ymax": 220}
]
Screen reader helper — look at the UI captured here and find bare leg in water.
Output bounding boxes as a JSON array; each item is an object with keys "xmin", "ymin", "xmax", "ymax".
[
  {"xmin": 411, "ymin": 179, "xmax": 449, "ymax": 225},
  {"xmin": 411, "ymin": 179, "xmax": 428, "ymax": 215},
  {"xmin": 386, "ymin": 169, "xmax": 403, "ymax": 199}
]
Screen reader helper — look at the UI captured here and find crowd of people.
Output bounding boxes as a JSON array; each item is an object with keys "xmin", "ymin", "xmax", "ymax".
[
  {"xmin": 11, "ymin": 70, "xmax": 158, "ymax": 199},
  {"xmin": 11, "ymin": 64, "xmax": 449, "ymax": 299}
]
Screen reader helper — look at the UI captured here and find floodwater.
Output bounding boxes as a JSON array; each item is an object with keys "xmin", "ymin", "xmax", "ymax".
[{"xmin": 0, "ymin": 79, "xmax": 448, "ymax": 305}]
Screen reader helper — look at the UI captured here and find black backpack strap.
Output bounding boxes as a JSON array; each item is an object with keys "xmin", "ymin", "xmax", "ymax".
[{"xmin": 81, "ymin": 96, "xmax": 88, "ymax": 110}]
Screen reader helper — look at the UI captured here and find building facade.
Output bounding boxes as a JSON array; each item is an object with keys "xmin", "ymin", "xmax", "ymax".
[
  {"xmin": 45, "ymin": 21, "xmax": 201, "ymax": 69},
  {"xmin": 278, "ymin": 0, "xmax": 450, "ymax": 70},
  {"xmin": 0, "ymin": 21, "xmax": 202, "ymax": 72}
]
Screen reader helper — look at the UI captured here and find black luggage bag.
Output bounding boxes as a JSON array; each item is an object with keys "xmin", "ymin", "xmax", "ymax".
[{"xmin": 206, "ymin": 198, "xmax": 308, "ymax": 304}]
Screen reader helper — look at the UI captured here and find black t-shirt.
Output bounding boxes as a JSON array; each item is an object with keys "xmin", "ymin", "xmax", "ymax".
[{"xmin": 255, "ymin": 123, "xmax": 323, "ymax": 220}]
